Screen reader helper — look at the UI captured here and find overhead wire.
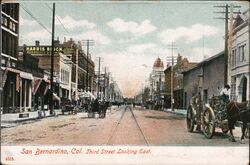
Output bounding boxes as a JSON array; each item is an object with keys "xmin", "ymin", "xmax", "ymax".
[
  {"xmin": 45, "ymin": 3, "xmax": 70, "ymax": 34},
  {"xmin": 20, "ymin": 3, "xmax": 51, "ymax": 34}
]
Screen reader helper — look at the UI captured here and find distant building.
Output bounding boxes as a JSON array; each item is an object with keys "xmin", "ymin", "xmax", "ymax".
[
  {"xmin": 149, "ymin": 57, "xmax": 165, "ymax": 109},
  {"xmin": 230, "ymin": 9, "xmax": 249, "ymax": 102},
  {"xmin": 61, "ymin": 38, "xmax": 95, "ymax": 94},
  {"xmin": 109, "ymin": 81, "xmax": 123, "ymax": 103},
  {"xmin": 182, "ymin": 51, "xmax": 225, "ymax": 109},
  {"xmin": 164, "ymin": 54, "xmax": 197, "ymax": 109}
]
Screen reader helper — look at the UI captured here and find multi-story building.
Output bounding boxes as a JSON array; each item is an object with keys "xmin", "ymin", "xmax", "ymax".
[
  {"xmin": 109, "ymin": 80, "xmax": 123, "ymax": 104},
  {"xmin": 58, "ymin": 38, "xmax": 95, "ymax": 96},
  {"xmin": 164, "ymin": 54, "xmax": 197, "ymax": 109},
  {"xmin": 1, "ymin": 3, "xmax": 47, "ymax": 113},
  {"xmin": 149, "ymin": 57, "xmax": 165, "ymax": 109},
  {"xmin": 97, "ymin": 69, "xmax": 110, "ymax": 101},
  {"xmin": 230, "ymin": 9, "xmax": 249, "ymax": 102},
  {"xmin": 1, "ymin": 3, "xmax": 20, "ymax": 113},
  {"xmin": 22, "ymin": 41, "xmax": 72, "ymax": 108},
  {"xmin": 21, "ymin": 39, "xmax": 96, "ymax": 105}
]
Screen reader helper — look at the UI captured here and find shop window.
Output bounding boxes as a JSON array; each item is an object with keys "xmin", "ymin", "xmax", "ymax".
[
  {"xmin": 4, "ymin": 17, "xmax": 8, "ymax": 27},
  {"xmin": 242, "ymin": 44, "xmax": 246, "ymax": 61},
  {"xmin": 2, "ymin": 30, "xmax": 8, "ymax": 55},
  {"xmin": 9, "ymin": 21, "xmax": 13, "ymax": 31},
  {"xmin": 238, "ymin": 44, "xmax": 246, "ymax": 62},
  {"xmin": 2, "ymin": 4, "xmax": 6, "ymax": 13},
  {"xmin": 12, "ymin": 23, "xmax": 16, "ymax": 32}
]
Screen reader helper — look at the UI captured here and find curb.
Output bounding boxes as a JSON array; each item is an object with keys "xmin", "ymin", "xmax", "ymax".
[
  {"xmin": 1, "ymin": 113, "xmax": 59, "ymax": 124},
  {"xmin": 163, "ymin": 109, "xmax": 187, "ymax": 116}
]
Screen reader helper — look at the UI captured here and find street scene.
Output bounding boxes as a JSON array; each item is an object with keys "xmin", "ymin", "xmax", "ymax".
[
  {"xmin": 1, "ymin": 106, "xmax": 248, "ymax": 146},
  {"xmin": 0, "ymin": 0, "xmax": 250, "ymax": 164}
]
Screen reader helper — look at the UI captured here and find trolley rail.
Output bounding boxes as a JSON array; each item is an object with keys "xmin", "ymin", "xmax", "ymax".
[{"xmin": 106, "ymin": 105, "xmax": 149, "ymax": 145}]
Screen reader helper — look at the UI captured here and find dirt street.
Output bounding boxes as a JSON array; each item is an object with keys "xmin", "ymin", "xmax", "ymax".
[{"xmin": 1, "ymin": 106, "xmax": 249, "ymax": 146}]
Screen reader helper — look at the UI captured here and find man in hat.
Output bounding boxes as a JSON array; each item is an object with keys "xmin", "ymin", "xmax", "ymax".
[
  {"xmin": 220, "ymin": 84, "xmax": 231, "ymax": 104},
  {"xmin": 219, "ymin": 84, "xmax": 231, "ymax": 120}
]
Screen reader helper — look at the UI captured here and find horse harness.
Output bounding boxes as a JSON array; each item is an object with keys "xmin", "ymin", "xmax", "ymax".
[{"xmin": 228, "ymin": 102, "xmax": 249, "ymax": 120}]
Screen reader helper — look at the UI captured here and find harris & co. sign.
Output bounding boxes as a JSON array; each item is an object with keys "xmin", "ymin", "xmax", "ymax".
[{"xmin": 24, "ymin": 46, "xmax": 74, "ymax": 55}]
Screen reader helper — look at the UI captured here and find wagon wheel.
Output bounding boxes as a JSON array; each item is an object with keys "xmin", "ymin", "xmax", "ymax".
[
  {"xmin": 202, "ymin": 106, "xmax": 215, "ymax": 139},
  {"xmin": 186, "ymin": 105, "xmax": 195, "ymax": 132}
]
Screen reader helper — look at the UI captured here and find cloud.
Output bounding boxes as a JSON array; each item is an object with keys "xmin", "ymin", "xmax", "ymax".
[
  {"xmin": 19, "ymin": 29, "xmax": 51, "ymax": 45},
  {"xmin": 182, "ymin": 47, "xmax": 222, "ymax": 62},
  {"xmin": 26, "ymin": 29, "xmax": 51, "ymax": 39},
  {"xmin": 21, "ymin": 29, "xmax": 110, "ymax": 46},
  {"xmin": 19, "ymin": 16, "xmax": 38, "ymax": 26},
  {"xmin": 127, "ymin": 43, "xmax": 155, "ymax": 53},
  {"xmin": 107, "ymin": 18, "xmax": 156, "ymax": 36},
  {"xmin": 158, "ymin": 24, "xmax": 219, "ymax": 44},
  {"xmin": 67, "ymin": 30, "xmax": 111, "ymax": 45},
  {"xmin": 55, "ymin": 15, "xmax": 96, "ymax": 29}
]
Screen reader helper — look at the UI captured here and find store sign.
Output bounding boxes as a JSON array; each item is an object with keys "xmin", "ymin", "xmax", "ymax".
[{"xmin": 24, "ymin": 46, "xmax": 74, "ymax": 55}]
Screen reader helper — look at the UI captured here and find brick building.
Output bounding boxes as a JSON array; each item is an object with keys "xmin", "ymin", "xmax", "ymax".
[
  {"xmin": 21, "ymin": 42, "xmax": 72, "ymax": 108},
  {"xmin": 20, "ymin": 39, "xmax": 96, "ymax": 106},
  {"xmin": 164, "ymin": 54, "xmax": 197, "ymax": 109},
  {"xmin": 61, "ymin": 39, "xmax": 95, "ymax": 94}
]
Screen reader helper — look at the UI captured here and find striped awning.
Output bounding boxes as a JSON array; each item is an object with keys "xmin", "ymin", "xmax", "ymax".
[
  {"xmin": 6, "ymin": 67, "xmax": 21, "ymax": 74},
  {"xmin": 20, "ymin": 72, "xmax": 33, "ymax": 80},
  {"xmin": 33, "ymin": 77, "xmax": 42, "ymax": 94}
]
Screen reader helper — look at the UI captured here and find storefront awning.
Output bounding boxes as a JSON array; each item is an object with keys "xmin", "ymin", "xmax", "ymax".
[
  {"xmin": 33, "ymin": 77, "xmax": 42, "ymax": 94},
  {"xmin": 20, "ymin": 72, "xmax": 33, "ymax": 80},
  {"xmin": 60, "ymin": 83, "xmax": 70, "ymax": 90},
  {"xmin": 6, "ymin": 67, "xmax": 21, "ymax": 74}
]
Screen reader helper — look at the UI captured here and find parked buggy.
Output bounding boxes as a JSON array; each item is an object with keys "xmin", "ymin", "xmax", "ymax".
[
  {"xmin": 186, "ymin": 95, "xmax": 229, "ymax": 139},
  {"xmin": 87, "ymin": 99, "xmax": 108, "ymax": 118},
  {"xmin": 61, "ymin": 98, "xmax": 77, "ymax": 115}
]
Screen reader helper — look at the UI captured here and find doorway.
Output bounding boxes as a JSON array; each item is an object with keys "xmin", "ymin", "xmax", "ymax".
[{"xmin": 241, "ymin": 76, "xmax": 247, "ymax": 102}]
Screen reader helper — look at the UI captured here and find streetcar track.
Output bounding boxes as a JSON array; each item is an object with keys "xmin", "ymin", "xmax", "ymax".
[{"xmin": 107, "ymin": 106, "xmax": 149, "ymax": 145}]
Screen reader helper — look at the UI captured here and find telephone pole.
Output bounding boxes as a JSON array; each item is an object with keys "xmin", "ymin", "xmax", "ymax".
[
  {"xmin": 82, "ymin": 40, "xmax": 94, "ymax": 92},
  {"xmin": 167, "ymin": 42, "xmax": 177, "ymax": 111},
  {"xmin": 214, "ymin": 4, "xmax": 240, "ymax": 85},
  {"xmin": 50, "ymin": 3, "xmax": 55, "ymax": 115},
  {"xmin": 103, "ymin": 67, "xmax": 107, "ymax": 101},
  {"xmin": 75, "ymin": 48, "xmax": 78, "ymax": 100},
  {"xmin": 96, "ymin": 57, "xmax": 103, "ymax": 99},
  {"xmin": 0, "ymin": 2, "xmax": 2, "ymax": 110}
]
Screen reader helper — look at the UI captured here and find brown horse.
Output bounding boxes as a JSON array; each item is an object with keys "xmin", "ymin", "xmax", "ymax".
[{"xmin": 226, "ymin": 101, "xmax": 250, "ymax": 143}]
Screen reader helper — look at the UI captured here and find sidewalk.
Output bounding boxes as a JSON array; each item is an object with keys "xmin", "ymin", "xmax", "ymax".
[
  {"xmin": 163, "ymin": 108, "xmax": 187, "ymax": 116},
  {"xmin": 1, "ymin": 109, "xmax": 62, "ymax": 128}
]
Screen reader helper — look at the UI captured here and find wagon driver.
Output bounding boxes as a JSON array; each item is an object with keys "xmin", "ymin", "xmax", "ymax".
[{"xmin": 220, "ymin": 84, "xmax": 231, "ymax": 104}]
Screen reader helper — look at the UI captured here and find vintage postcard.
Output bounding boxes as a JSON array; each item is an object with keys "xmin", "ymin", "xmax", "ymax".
[{"xmin": 0, "ymin": 0, "xmax": 249, "ymax": 164}]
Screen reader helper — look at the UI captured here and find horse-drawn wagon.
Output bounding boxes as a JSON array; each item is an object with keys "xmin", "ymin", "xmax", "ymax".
[
  {"xmin": 186, "ymin": 95, "xmax": 229, "ymax": 139},
  {"xmin": 87, "ymin": 100, "xmax": 108, "ymax": 118},
  {"xmin": 61, "ymin": 98, "xmax": 77, "ymax": 115},
  {"xmin": 187, "ymin": 94, "xmax": 250, "ymax": 142}
]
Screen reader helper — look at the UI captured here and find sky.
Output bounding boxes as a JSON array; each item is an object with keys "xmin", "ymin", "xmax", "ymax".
[{"xmin": 16, "ymin": 0, "xmax": 249, "ymax": 97}]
